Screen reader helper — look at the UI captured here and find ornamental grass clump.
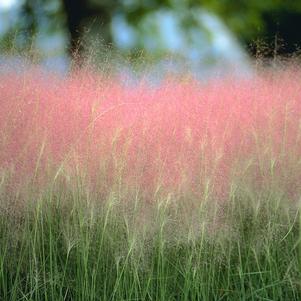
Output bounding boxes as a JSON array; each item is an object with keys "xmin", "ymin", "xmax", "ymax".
[{"xmin": 0, "ymin": 63, "xmax": 300, "ymax": 300}]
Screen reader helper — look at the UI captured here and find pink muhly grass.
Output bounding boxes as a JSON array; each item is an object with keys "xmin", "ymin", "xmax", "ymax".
[{"xmin": 1, "ymin": 68, "xmax": 301, "ymax": 203}]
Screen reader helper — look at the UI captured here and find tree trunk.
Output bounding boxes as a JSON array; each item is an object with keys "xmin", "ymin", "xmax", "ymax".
[
  {"xmin": 62, "ymin": 0, "xmax": 87, "ymax": 59},
  {"xmin": 62, "ymin": 0, "xmax": 112, "ymax": 62}
]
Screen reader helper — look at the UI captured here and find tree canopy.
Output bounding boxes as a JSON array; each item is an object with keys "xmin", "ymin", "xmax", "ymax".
[{"xmin": 1, "ymin": 0, "xmax": 300, "ymax": 57}]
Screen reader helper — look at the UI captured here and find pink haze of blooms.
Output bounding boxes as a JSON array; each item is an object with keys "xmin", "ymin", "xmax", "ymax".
[{"xmin": 1, "ymin": 68, "xmax": 301, "ymax": 202}]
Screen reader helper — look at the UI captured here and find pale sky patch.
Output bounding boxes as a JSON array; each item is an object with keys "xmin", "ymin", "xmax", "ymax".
[{"xmin": 0, "ymin": 0, "xmax": 18, "ymax": 10}]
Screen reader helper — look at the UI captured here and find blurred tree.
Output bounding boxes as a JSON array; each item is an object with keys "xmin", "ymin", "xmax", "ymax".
[
  {"xmin": 60, "ymin": 0, "xmax": 173, "ymax": 57},
  {"xmin": 199, "ymin": 0, "xmax": 301, "ymax": 55},
  {"xmin": 0, "ymin": 0, "xmax": 37, "ymax": 52},
  {"xmin": 62, "ymin": 0, "xmax": 115, "ymax": 57},
  {"xmin": 1, "ymin": 0, "xmax": 301, "ymax": 57},
  {"xmin": 0, "ymin": 0, "xmax": 64, "ymax": 54},
  {"xmin": 59, "ymin": 0, "xmax": 301, "ymax": 57}
]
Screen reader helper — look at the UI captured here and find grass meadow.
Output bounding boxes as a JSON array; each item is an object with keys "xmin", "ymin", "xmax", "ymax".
[{"xmin": 0, "ymin": 61, "xmax": 301, "ymax": 300}]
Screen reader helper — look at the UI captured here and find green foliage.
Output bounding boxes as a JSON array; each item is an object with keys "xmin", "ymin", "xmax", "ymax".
[
  {"xmin": 201, "ymin": 0, "xmax": 301, "ymax": 51},
  {"xmin": 1, "ymin": 0, "xmax": 301, "ymax": 55},
  {"xmin": 0, "ymin": 186, "xmax": 300, "ymax": 300},
  {"xmin": 0, "ymin": 0, "xmax": 65, "ymax": 53}
]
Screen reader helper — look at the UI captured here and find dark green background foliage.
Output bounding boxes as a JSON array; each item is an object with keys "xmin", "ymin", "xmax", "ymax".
[{"xmin": 2, "ymin": 0, "xmax": 301, "ymax": 56}]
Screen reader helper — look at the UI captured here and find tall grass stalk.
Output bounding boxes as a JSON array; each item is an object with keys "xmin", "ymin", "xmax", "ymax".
[{"xmin": 0, "ymin": 63, "xmax": 301, "ymax": 300}]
